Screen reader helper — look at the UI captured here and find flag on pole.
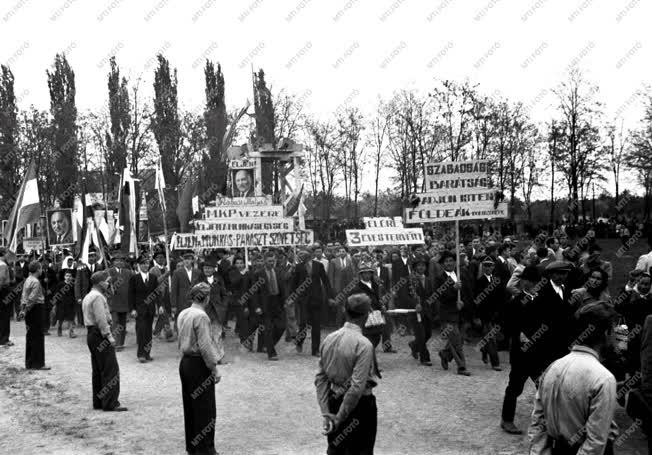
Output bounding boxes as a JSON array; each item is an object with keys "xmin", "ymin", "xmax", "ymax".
[
  {"xmin": 155, "ymin": 157, "xmax": 166, "ymax": 212},
  {"xmin": 117, "ymin": 168, "xmax": 137, "ymax": 255},
  {"xmin": 3, "ymin": 161, "xmax": 41, "ymax": 253},
  {"xmin": 138, "ymin": 190, "xmax": 150, "ymax": 243}
]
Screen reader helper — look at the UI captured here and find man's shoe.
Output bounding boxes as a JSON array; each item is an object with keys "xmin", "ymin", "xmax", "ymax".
[
  {"xmin": 146, "ymin": 355, "xmax": 154, "ymax": 361},
  {"xmin": 420, "ymin": 360, "xmax": 433, "ymax": 366},
  {"xmin": 115, "ymin": 346, "xmax": 124, "ymax": 352},
  {"xmin": 408, "ymin": 341, "xmax": 418, "ymax": 359},
  {"xmin": 1, "ymin": 341, "xmax": 14, "ymax": 347},
  {"xmin": 104, "ymin": 406, "xmax": 128, "ymax": 412},
  {"xmin": 296, "ymin": 344, "xmax": 303, "ymax": 353},
  {"xmin": 69, "ymin": 332, "xmax": 77, "ymax": 339},
  {"xmin": 501, "ymin": 421, "xmax": 523, "ymax": 434},
  {"xmin": 312, "ymin": 352, "xmax": 320, "ymax": 357},
  {"xmin": 438, "ymin": 351, "xmax": 449, "ymax": 370},
  {"xmin": 383, "ymin": 347, "xmax": 397, "ymax": 353},
  {"xmin": 268, "ymin": 356, "xmax": 279, "ymax": 361},
  {"xmin": 38, "ymin": 366, "xmax": 52, "ymax": 371},
  {"xmin": 481, "ymin": 350, "xmax": 488, "ymax": 364},
  {"xmin": 457, "ymin": 369, "xmax": 471, "ymax": 376},
  {"xmin": 43, "ymin": 331, "xmax": 51, "ymax": 336},
  {"xmin": 138, "ymin": 357, "xmax": 147, "ymax": 363},
  {"xmin": 492, "ymin": 366, "xmax": 502, "ymax": 371}
]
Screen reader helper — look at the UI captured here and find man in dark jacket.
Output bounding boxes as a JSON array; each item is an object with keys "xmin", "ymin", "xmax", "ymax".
[
  {"xmin": 474, "ymin": 256, "xmax": 504, "ymax": 371},
  {"xmin": 252, "ymin": 252, "xmax": 286, "ymax": 360},
  {"xmin": 500, "ymin": 265, "xmax": 543, "ymax": 434},
  {"xmin": 292, "ymin": 247, "xmax": 334, "ymax": 356},
  {"xmin": 171, "ymin": 252, "xmax": 201, "ymax": 322},
  {"xmin": 129, "ymin": 255, "xmax": 160, "ymax": 362},
  {"xmin": 435, "ymin": 251, "xmax": 470, "ymax": 376},
  {"xmin": 108, "ymin": 252, "xmax": 134, "ymax": 351},
  {"xmin": 408, "ymin": 255, "xmax": 433, "ymax": 366}
]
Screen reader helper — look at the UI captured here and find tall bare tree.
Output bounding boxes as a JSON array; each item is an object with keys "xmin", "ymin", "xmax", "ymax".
[
  {"xmin": 369, "ymin": 99, "xmax": 390, "ymax": 216},
  {"xmin": 604, "ymin": 119, "xmax": 628, "ymax": 208}
]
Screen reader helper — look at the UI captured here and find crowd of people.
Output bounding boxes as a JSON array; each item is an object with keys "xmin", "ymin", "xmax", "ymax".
[{"xmin": 2, "ymin": 224, "xmax": 652, "ymax": 454}]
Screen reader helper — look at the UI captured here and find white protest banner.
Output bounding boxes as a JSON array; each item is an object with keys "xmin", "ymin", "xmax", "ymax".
[
  {"xmin": 424, "ymin": 159, "xmax": 492, "ymax": 191},
  {"xmin": 23, "ymin": 237, "xmax": 45, "ymax": 251},
  {"xmin": 204, "ymin": 205, "xmax": 284, "ymax": 220},
  {"xmin": 195, "ymin": 219, "xmax": 294, "ymax": 232},
  {"xmin": 172, "ymin": 230, "xmax": 314, "ymax": 249},
  {"xmin": 346, "ymin": 228, "xmax": 424, "ymax": 246},
  {"xmin": 404, "ymin": 202, "xmax": 509, "ymax": 224},
  {"xmin": 362, "ymin": 217, "xmax": 404, "ymax": 229}
]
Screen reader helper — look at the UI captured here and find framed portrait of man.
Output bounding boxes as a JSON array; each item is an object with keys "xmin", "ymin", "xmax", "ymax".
[
  {"xmin": 47, "ymin": 208, "xmax": 74, "ymax": 245},
  {"xmin": 231, "ymin": 168, "xmax": 255, "ymax": 198}
]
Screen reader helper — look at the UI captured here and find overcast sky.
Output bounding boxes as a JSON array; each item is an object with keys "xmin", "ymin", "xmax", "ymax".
[{"xmin": 1, "ymin": 0, "xmax": 650, "ymax": 198}]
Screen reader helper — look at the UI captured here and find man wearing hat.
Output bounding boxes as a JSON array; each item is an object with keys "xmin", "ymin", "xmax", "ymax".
[
  {"xmin": 39, "ymin": 253, "xmax": 58, "ymax": 335},
  {"xmin": 199, "ymin": 254, "xmax": 228, "ymax": 362},
  {"xmin": 435, "ymin": 250, "xmax": 471, "ymax": 376},
  {"xmin": 473, "ymin": 256, "xmax": 503, "ymax": 371},
  {"xmin": 171, "ymin": 252, "xmax": 201, "ymax": 326},
  {"xmin": 128, "ymin": 255, "xmax": 159, "ymax": 363},
  {"xmin": 83, "ymin": 270, "xmax": 126, "ymax": 411},
  {"xmin": 149, "ymin": 246, "xmax": 173, "ymax": 340},
  {"xmin": 349, "ymin": 257, "xmax": 384, "ymax": 349},
  {"xmin": 108, "ymin": 252, "xmax": 134, "ymax": 351},
  {"xmin": 315, "ymin": 293, "xmax": 380, "ymax": 454},
  {"xmin": 408, "ymin": 254, "xmax": 434, "ymax": 366},
  {"xmin": 178, "ymin": 282, "xmax": 221, "ymax": 455},
  {"xmin": 252, "ymin": 251, "xmax": 286, "ymax": 360},
  {"xmin": 75, "ymin": 246, "xmax": 105, "ymax": 329},
  {"xmin": 500, "ymin": 265, "xmax": 543, "ymax": 434},
  {"xmin": 529, "ymin": 301, "xmax": 618, "ymax": 453}
]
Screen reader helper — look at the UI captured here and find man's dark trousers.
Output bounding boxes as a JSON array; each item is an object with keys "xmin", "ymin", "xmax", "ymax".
[
  {"xmin": 263, "ymin": 294, "xmax": 285, "ymax": 358},
  {"xmin": 327, "ymin": 394, "xmax": 377, "ymax": 455},
  {"xmin": 87, "ymin": 326, "xmax": 120, "ymax": 410},
  {"xmin": 179, "ymin": 356, "xmax": 216, "ymax": 455},
  {"xmin": 25, "ymin": 305, "xmax": 45, "ymax": 369},
  {"xmin": 135, "ymin": 309, "xmax": 154, "ymax": 359},
  {"xmin": 297, "ymin": 302, "xmax": 321, "ymax": 355}
]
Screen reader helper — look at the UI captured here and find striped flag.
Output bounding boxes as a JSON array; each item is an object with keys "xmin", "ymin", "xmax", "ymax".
[
  {"xmin": 3, "ymin": 161, "xmax": 41, "ymax": 253},
  {"xmin": 155, "ymin": 157, "xmax": 166, "ymax": 212}
]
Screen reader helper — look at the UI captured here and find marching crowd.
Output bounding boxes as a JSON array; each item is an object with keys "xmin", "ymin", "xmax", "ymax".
[{"xmin": 2, "ymin": 225, "xmax": 652, "ymax": 454}]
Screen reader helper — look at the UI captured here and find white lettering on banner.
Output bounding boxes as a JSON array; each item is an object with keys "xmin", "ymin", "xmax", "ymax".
[
  {"xmin": 172, "ymin": 230, "xmax": 314, "ymax": 249},
  {"xmin": 195, "ymin": 220, "xmax": 293, "ymax": 232},
  {"xmin": 427, "ymin": 176, "xmax": 492, "ymax": 191},
  {"xmin": 204, "ymin": 205, "xmax": 284, "ymax": 220},
  {"xmin": 404, "ymin": 202, "xmax": 509, "ymax": 223},
  {"xmin": 345, "ymin": 228, "xmax": 424, "ymax": 246}
]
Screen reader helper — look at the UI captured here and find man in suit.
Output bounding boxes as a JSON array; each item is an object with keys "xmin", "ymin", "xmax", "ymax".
[
  {"xmin": 292, "ymin": 247, "xmax": 334, "ymax": 356},
  {"xmin": 233, "ymin": 169, "xmax": 255, "ymax": 198},
  {"xmin": 129, "ymin": 255, "xmax": 160, "ymax": 362},
  {"xmin": 329, "ymin": 246, "xmax": 356, "ymax": 327},
  {"xmin": 171, "ymin": 252, "xmax": 201, "ymax": 325},
  {"xmin": 253, "ymin": 252, "xmax": 286, "ymax": 360},
  {"xmin": 408, "ymin": 255, "xmax": 434, "ymax": 365},
  {"xmin": 349, "ymin": 260, "xmax": 384, "ymax": 348},
  {"xmin": 149, "ymin": 248, "xmax": 173, "ymax": 340},
  {"xmin": 435, "ymin": 251, "xmax": 471, "ymax": 376},
  {"xmin": 74, "ymin": 248, "xmax": 105, "ymax": 328},
  {"xmin": 49, "ymin": 210, "xmax": 73, "ymax": 244},
  {"xmin": 276, "ymin": 249, "xmax": 297, "ymax": 341},
  {"xmin": 108, "ymin": 252, "xmax": 133, "ymax": 351},
  {"xmin": 474, "ymin": 256, "xmax": 503, "ymax": 371}
]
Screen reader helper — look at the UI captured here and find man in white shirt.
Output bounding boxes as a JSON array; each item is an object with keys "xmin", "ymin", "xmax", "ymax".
[{"xmin": 636, "ymin": 243, "xmax": 652, "ymax": 274}]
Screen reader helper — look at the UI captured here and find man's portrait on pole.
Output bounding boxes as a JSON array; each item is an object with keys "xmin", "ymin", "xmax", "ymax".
[
  {"xmin": 231, "ymin": 168, "xmax": 255, "ymax": 198},
  {"xmin": 47, "ymin": 208, "xmax": 73, "ymax": 245}
]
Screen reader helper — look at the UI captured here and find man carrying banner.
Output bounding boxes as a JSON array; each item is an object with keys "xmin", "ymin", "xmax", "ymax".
[{"xmin": 435, "ymin": 251, "xmax": 470, "ymax": 376}]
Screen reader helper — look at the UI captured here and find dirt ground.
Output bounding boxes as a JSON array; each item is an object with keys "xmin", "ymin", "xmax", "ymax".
[
  {"xmin": 0, "ymin": 238, "xmax": 649, "ymax": 455},
  {"xmin": 0, "ymin": 319, "xmax": 647, "ymax": 455}
]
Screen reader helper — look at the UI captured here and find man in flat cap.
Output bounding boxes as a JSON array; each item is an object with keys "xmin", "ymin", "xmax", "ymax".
[
  {"xmin": 129, "ymin": 255, "xmax": 159, "ymax": 363},
  {"xmin": 178, "ymin": 282, "xmax": 221, "ymax": 455},
  {"xmin": 529, "ymin": 301, "xmax": 618, "ymax": 454},
  {"xmin": 315, "ymin": 293, "xmax": 380, "ymax": 455},
  {"xmin": 83, "ymin": 270, "xmax": 127, "ymax": 411},
  {"xmin": 474, "ymin": 256, "xmax": 504, "ymax": 371}
]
